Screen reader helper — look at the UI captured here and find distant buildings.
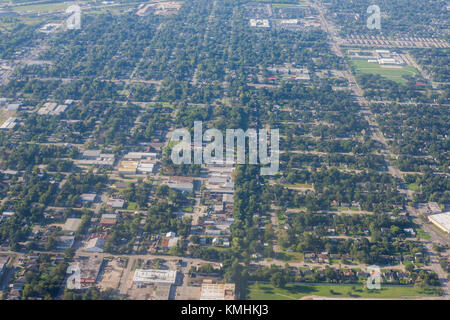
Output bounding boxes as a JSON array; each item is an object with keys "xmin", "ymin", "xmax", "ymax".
[
  {"xmin": 373, "ymin": 50, "xmax": 405, "ymax": 65},
  {"xmin": 249, "ymin": 19, "xmax": 270, "ymax": 28},
  {"xmin": 79, "ymin": 150, "xmax": 115, "ymax": 166},
  {"xmin": 118, "ymin": 152, "xmax": 157, "ymax": 174},
  {"xmin": 266, "ymin": 66, "xmax": 310, "ymax": 81},
  {"xmin": 349, "ymin": 49, "xmax": 406, "ymax": 66},
  {"xmin": 123, "ymin": 152, "xmax": 157, "ymax": 161},
  {"xmin": 37, "ymin": 102, "xmax": 69, "ymax": 115}
]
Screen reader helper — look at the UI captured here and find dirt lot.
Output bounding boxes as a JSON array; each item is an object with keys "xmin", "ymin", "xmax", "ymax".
[
  {"xmin": 175, "ymin": 284, "xmax": 201, "ymax": 300},
  {"xmin": 97, "ymin": 258, "xmax": 126, "ymax": 291}
]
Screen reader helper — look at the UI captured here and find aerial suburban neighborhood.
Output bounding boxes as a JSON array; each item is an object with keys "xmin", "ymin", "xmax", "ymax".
[{"xmin": 0, "ymin": 0, "xmax": 448, "ymax": 312}]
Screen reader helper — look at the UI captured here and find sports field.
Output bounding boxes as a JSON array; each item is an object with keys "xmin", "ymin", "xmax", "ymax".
[
  {"xmin": 350, "ymin": 60, "xmax": 419, "ymax": 84},
  {"xmin": 247, "ymin": 282, "xmax": 440, "ymax": 300}
]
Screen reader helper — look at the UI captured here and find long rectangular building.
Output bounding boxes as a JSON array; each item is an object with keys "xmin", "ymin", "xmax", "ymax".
[
  {"xmin": 428, "ymin": 212, "xmax": 450, "ymax": 235},
  {"xmin": 133, "ymin": 269, "xmax": 177, "ymax": 285}
]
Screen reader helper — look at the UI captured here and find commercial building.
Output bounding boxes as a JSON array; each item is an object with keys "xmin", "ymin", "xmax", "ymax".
[
  {"xmin": 56, "ymin": 236, "xmax": 75, "ymax": 251},
  {"xmin": 82, "ymin": 150, "xmax": 102, "ymax": 159},
  {"xmin": 0, "ymin": 117, "xmax": 18, "ymax": 130},
  {"xmin": 6, "ymin": 103, "xmax": 20, "ymax": 111},
  {"xmin": 249, "ymin": 19, "xmax": 270, "ymax": 28},
  {"xmin": 106, "ymin": 199, "xmax": 125, "ymax": 209},
  {"xmin": 168, "ymin": 182, "xmax": 193, "ymax": 193},
  {"xmin": 85, "ymin": 237, "xmax": 106, "ymax": 252},
  {"xmin": 200, "ymin": 281, "xmax": 236, "ymax": 300},
  {"xmin": 118, "ymin": 161, "xmax": 139, "ymax": 174},
  {"xmin": 37, "ymin": 102, "xmax": 68, "ymax": 115},
  {"xmin": 100, "ymin": 213, "xmax": 117, "ymax": 226},
  {"xmin": 133, "ymin": 269, "xmax": 178, "ymax": 285},
  {"xmin": 428, "ymin": 212, "xmax": 450, "ymax": 235},
  {"xmin": 75, "ymin": 256, "xmax": 104, "ymax": 285},
  {"xmin": 137, "ymin": 162, "xmax": 154, "ymax": 174},
  {"xmin": 80, "ymin": 193, "xmax": 97, "ymax": 203},
  {"xmin": 63, "ymin": 218, "xmax": 82, "ymax": 232},
  {"xmin": 123, "ymin": 152, "xmax": 157, "ymax": 161},
  {"xmin": 374, "ymin": 50, "xmax": 405, "ymax": 65}
]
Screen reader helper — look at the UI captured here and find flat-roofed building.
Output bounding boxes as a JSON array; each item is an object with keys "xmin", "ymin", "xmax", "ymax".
[
  {"xmin": 133, "ymin": 269, "xmax": 178, "ymax": 285},
  {"xmin": 56, "ymin": 235, "xmax": 75, "ymax": 251},
  {"xmin": 78, "ymin": 153, "xmax": 115, "ymax": 166},
  {"xmin": 118, "ymin": 161, "xmax": 139, "ymax": 174},
  {"xmin": 428, "ymin": 212, "xmax": 450, "ymax": 235},
  {"xmin": 74, "ymin": 256, "xmax": 104, "ymax": 285},
  {"xmin": 100, "ymin": 213, "xmax": 117, "ymax": 226},
  {"xmin": 223, "ymin": 194, "xmax": 233, "ymax": 203},
  {"xmin": 50, "ymin": 104, "xmax": 68, "ymax": 115},
  {"xmin": 63, "ymin": 218, "xmax": 82, "ymax": 232},
  {"xmin": 106, "ymin": 199, "xmax": 125, "ymax": 209},
  {"xmin": 200, "ymin": 281, "xmax": 236, "ymax": 300},
  {"xmin": 82, "ymin": 150, "xmax": 102, "ymax": 159},
  {"xmin": 137, "ymin": 162, "xmax": 154, "ymax": 173},
  {"xmin": 249, "ymin": 19, "xmax": 270, "ymax": 28},
  {"xmin": 85, "ymin": 237, "xmax": 106, "ymax": 253},
  {"xmin": 168, "ymin": 182, "xmax": 193, "ymax": 193},
  {"xmin": 80, "ymin": 193, "xmax": 97, "ymax": 203},
  {"xmin": 123, "ymin": 152, "xmax": 157, "ymax": 160},
  {"xmin": 6, "ymin": 103, "xmax": 20, "ymax": 111},
  {"xmin": 37, "ymin": 102, "xmax": 58, "ymax": 115},
  {"xmin": 0, "ymin": 117, "xmax": 18, "ymax": 130}
]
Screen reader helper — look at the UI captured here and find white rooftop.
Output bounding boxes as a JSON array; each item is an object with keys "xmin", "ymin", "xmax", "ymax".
[
  {"xmin": 133, "ymin": 269, "xmax": 177, "ymax": 284},
  {"xmin": 429, "ymin": 212, "xmax": 450, "ymax": 233}
]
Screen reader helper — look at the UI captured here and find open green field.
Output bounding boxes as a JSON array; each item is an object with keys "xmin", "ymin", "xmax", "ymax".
[
  {"xmin": 247, "ymin": 283, "xmax": 440, "ymax": 300},
  {"xmin": 12, "ymin": 2, "xmax": 71, "ymax": 13},
  {"xmin": 416, "ymin": 228, "xmax": 432, "ymax": 240},
  {"xmin": 350, "ymin": 60, "xmax": 419, "ymax": 84},
  {"xmin": 407, "ymin": 183, "xmax": 420, "ymax": 191},
  {"xmin": 277, "ymin": 251, "xmax": 304, "ymax": 262}
]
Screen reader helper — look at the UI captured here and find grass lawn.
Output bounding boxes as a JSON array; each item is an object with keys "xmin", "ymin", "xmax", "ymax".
[
  {"xmin": 350, "ymin": 60, "xmax": 418, "ymax": 84},
  {"xmin": 13, "ymin": 2, "xmax": 70, "ymax": 12},
  {"xmin": 247, "ymin": 283, "xmax": 439, "ymax": 300},
  {"xmin": 416, "ymin": 228, "xmax": 432, "ymax": 240},
  {"xmin": 126, "ymin": 201, "xmax": 138, "ymax": 210},
  {"xmin": 285, "ymin": 183, "xmax": 314, "ymax": 189},
  {"xmin": 277, "ymin": 251, "xmax": 304, "ymax": 262},
  {"xmin": 407, "ymin": 183, "xmax": 420, "ymax": 191}
]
